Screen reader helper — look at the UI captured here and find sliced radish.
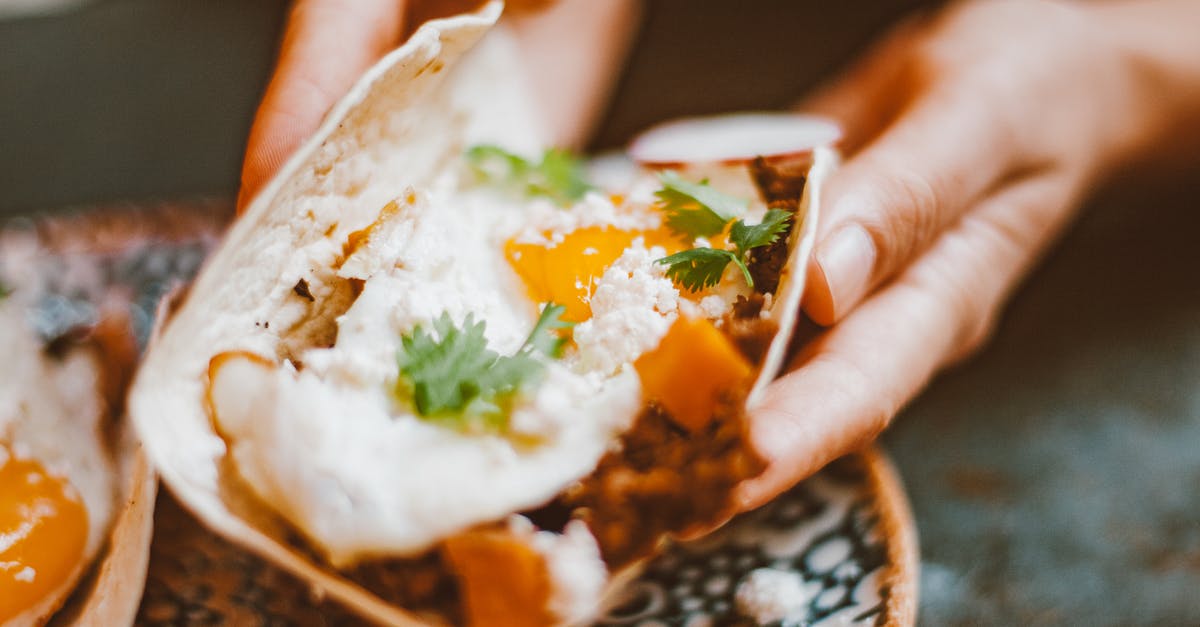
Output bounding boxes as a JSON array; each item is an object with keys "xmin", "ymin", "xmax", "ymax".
[{"xmin": 628, "ymin": 112, "xmax": 841, "ymax": 168}]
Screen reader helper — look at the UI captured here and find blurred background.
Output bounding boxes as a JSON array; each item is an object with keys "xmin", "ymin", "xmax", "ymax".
[{"xmin": 1, "ymin": 1, "xmax": 1197, "ymax": 624}]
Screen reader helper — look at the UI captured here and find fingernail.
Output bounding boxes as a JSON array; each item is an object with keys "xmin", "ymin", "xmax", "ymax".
[{"xmin": 815, "ymin": 224, "xmax": 876, "ymax": 319}]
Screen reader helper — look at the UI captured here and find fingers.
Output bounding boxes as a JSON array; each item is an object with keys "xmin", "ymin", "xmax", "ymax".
[
  {"xmin": 738, "ymin": 170, "xmax": 1079, "ymax": 511},
  {"xmin": 507, "ymin": 0, "xmax": 641, "ymax": 147},
  {"xmin": 238, "ymin": 0, "xmax": 406, "ymax": 212},
  {"xmin": 802, "ymin": 71, "xmax": 1027, "ymax": 325}
]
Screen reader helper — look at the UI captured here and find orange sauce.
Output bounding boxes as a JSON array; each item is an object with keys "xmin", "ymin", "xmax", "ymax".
[{"xmin": 0, "ymin": 445, "xmax": 88, "ymax": 622}]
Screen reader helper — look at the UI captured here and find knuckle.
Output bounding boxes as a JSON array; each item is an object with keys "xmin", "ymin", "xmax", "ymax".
[{"xmin": 857, "ymin": 165, "xmax": 943, "ymax": 273}]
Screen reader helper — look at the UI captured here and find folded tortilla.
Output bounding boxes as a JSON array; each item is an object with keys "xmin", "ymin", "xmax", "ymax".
[{"xmin": 130, "ymin": 3, "xmax": 835, "ymax": 625}]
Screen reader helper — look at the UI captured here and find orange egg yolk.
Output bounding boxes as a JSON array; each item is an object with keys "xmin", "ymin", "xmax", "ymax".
[
  {"xmin": 0, "ymin": 445, "xmax": 88, "ymax": 622},
  {"xmin": 506, "ymin": 225, "xmax": 679, "ymax": 322}
]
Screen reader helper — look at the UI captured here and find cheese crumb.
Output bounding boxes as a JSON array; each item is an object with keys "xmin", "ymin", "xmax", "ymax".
[
  {"xmin": 572, "ymin": 242, "xmax": 678, "ymax": 374},
  {"xmin": 698, "ymin": 294, "xmax": 729, "ymax": 319}
]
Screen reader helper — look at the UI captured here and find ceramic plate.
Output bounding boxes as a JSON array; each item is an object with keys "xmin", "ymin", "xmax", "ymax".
[{"xmin": 3, "ymin": 203, "xmax": 918, "ymax": 626}]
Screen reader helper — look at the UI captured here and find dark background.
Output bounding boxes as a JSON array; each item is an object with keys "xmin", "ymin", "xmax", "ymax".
[{"xmin": 2, "ymin": 1, "xmax": 1198, "ymax": 624}]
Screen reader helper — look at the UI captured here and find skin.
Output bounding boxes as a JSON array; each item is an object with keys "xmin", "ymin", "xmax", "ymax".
[{"xmin": 239, "ymin": 0, "xmax": 1200, "ymax": 511}]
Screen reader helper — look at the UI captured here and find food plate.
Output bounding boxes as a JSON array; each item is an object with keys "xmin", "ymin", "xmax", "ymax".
[
  {"xmin": 6, "ymin": 202, "xmax": 916, "ymax": 626},
  {"xmin": 135, "ymin": 449, "xmax": 916, "ymax": 626}
]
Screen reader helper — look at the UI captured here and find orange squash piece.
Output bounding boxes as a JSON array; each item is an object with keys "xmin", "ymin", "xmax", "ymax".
[
  {"xmin": 634, "ymin": 316, "xmax": 753, "ymax": 432},
  {"xmin": 442, "ymin": 529, "xmax": 555, "ymax": 627},
  {"xmin": 505, "ymin": 225, "xmax": 679, "ymax": 323}
]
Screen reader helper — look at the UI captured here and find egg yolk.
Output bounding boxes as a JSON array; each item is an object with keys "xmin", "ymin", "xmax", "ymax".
[
  {"xmin": 506, "ymin": 226, "xmax": 679, "ymax": 322},
  {"xmin": 0, "ymin": 445, "xmax": 88, "ymax": 622}
]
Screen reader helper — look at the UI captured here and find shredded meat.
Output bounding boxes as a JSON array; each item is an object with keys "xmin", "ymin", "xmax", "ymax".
[
  {"xmin": 745, "ymin": 214, "xmax": 793, "ymax": 296},
  {"xmin": 750, "ymin": 155, "xmax": 810, "ymax": 204},
  {"xmin": 346, "ymin": 551, "xmax": 462, "ymax": 624},
  {"xmin": 746, "ymin": 156, "xmax": 809, "ymax": 295},
  {"xmin": 563, "ymin": 400, "xmax": 767, "ymax": 569},
  {"xmin": 721, "ymin": 294, "xmax": 779, "ymax": 364}
]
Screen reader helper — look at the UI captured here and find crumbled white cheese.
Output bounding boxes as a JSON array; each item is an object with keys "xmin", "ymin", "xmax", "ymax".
[
  {"xmin": 533, "ymin": 519, "xmax": 608, "ymax": 624},
  {"xmin": 510, "ymin": 191, "xmax": 660, "ymax": 245},
  {"xmin": 572, "ymin": 241, "xmax": 679, "ymax": 374},
  {"xmin": 698, "ymin": 294, "xmax": 729, "ymax": 319},
  {"xmin": 735, "ymin": 568, "xmax": 818, "ymax": 624}
]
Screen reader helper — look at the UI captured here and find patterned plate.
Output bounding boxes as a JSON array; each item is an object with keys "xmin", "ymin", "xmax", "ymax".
[{"xmin": 4, "ymin": 203, "xmax": 918, "ymax": 626}]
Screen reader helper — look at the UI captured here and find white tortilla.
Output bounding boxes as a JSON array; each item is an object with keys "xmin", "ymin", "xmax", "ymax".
[
  {"xmin": 747, "ymin": 146, "xmax": 837, "ymax": 408},
  {"xmin": 131, "ymin": 4, "xmax": 532, "ymax": 625}
]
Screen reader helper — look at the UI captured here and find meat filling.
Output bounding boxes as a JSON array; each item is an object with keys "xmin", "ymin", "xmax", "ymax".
[
  {"xmin": 721, "ymin": 293, "xmax": 778, "ymax": 365},
  {"xmin": 750, "ymin": 155, "xmax": 810, "ymax": 204},
  {"xmin": 747, "ymin": 156, "xmax": 809, "ymax": 295},
  {"xmin": 562, "ymin": 400, "xmax": 767, "ymax": 569},
  {"xmin": 346, "ymin": 551, "xmax": 463, "ymax": 624}
]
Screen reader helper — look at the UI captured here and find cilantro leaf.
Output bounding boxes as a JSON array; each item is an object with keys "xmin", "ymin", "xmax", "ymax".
[
  {"xmin": 656, "ymin": 210, "xmax": 793, "ymax": 292},
  {"xmin": 656, "ymin": 247, "xmax": 752, "ymax": 292},
  {"xmin": 520, "ymin": 303, "xmax": 574, "ymax": 358},
  {"xmin": 528, "ymin": 149, "xmax": 593, "ymax": 205},
  {"xmin": 729, "ymin": 209, "xmax": 792, "ymax": 257},
  {"xmin": 466, "ymin": 144, "xmax": 593, "ymax": 206},
  {"xmin": 655, "ymin": 171, "xmax": 747, "ymax": 240},
  {"xmin": 394, "ymin": 305, "xmax": 571, "ymax": 432}
]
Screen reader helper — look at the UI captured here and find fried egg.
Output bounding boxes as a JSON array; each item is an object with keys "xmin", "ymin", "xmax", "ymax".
[{"xmin": 0, "ymin": 297, "xmax": 115, "ymax": 626}]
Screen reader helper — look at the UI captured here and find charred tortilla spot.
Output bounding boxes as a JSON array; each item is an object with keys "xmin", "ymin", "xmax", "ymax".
[
  {"xmin": 341, "ymin": 200, "xmax": 402, "ymax": 262},
  {"xmin": 292, "ymin": 278, "xmax": 315, "ymax": 302}
]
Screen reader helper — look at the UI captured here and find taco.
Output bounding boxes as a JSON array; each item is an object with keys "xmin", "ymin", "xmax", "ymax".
[
  {"xmin": 0, "ymin": 278, "xmax": 154, "ymax": 626},
  {"xmin": 130, "ymin": 3, "xmax": 838, "ymax": 625}
]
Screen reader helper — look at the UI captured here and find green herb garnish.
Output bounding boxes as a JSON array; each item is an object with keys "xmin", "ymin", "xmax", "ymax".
[
  {"xmin": 657, "ymin": 247, "xmax": 751, "ymax": 292},
  {"xmin": 729, "ymin": 208, "xmax": 792, "ymax": 258},
  {"xmin": 394, "ymin": 304, "xmax": 572, "ymax": 432},
  {"xmin": 655, "ymin": 171, "xmax": 748, "ymax": 240},
  {"xmin": 0, "ymin": 281, "xmax": 9, "ymax": 300},
  {"xmin": 466, "ymin": 144, "xmax": 593, "ymax": 206},
  {"xmin": 656, "ymin": 208, "xmax": 792, "ymax": 292}
]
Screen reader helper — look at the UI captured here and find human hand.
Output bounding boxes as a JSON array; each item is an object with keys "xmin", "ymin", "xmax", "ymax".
[
  {"xmin": 237, "ymin": 0, "xmax": 637, "ymax": 212},
  {"xmin": 739, "ymin": 0, "xmax": 1200, "ymax": 508}
]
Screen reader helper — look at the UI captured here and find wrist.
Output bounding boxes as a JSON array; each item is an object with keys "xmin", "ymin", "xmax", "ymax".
[{"xmin": 1086, "ymin": 0, "xmax": 1200, "ymax": 172}]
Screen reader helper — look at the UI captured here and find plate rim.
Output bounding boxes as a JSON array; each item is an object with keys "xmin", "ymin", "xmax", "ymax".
[{"xmin": 861, "ymin": 446, "xmax": 919, "ymax": 627}]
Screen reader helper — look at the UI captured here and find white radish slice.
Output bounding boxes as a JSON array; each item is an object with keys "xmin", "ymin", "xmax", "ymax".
[{"xmin": 629, "ymin": 112, "xmax": 842, "ymax": 167}]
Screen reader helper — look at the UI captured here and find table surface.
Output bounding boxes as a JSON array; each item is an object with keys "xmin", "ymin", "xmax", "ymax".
[{"xmin": 2, "ymin": 2, "xmax": 1198, "ymax": 625}]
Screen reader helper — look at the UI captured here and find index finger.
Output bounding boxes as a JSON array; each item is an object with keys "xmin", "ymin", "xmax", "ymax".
[{"xmin": 238, "ymin": 0, "xmax": 406, "ymax": 212}]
